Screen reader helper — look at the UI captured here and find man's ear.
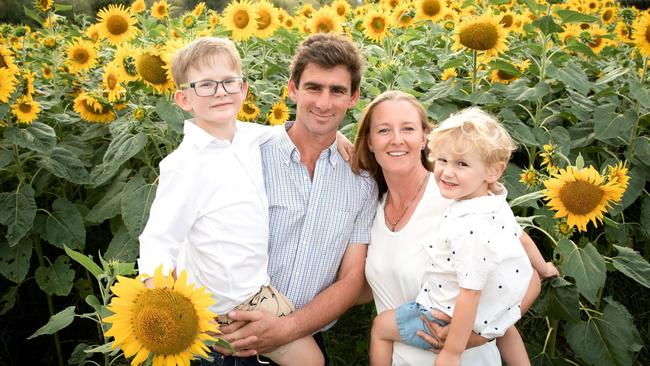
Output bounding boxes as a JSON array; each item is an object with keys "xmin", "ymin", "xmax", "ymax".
[
  {"xmin": 174, "ymin": 90, "xmax": 193, "ymax": 112},
  {"xmin": 287, "ymin": 79, "xmax": 298, "ymax": 103},
  {"xmin": 487, "ymin": 161, "xmax": 507, "ymax": 183},
  {"xmin": 349, "ymin": 88, "xmax": 360, "ymax": 107}
]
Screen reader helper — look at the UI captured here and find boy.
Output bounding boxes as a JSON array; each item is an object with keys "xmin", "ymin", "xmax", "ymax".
[{"xmin": 137, "ymin": 37, "xmax": 324, "ymax": 366}]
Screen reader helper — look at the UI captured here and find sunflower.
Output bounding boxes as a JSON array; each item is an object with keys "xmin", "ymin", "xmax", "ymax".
[
  {"xmin": 332, "ymin": 0, "xmax": 351, "ymax": 19},
  {"xmin": 455, "ymin": 13, "xmax": 508, "ymax": 58},
  {"xmin": 254, "ymin": 1, "xmax": 280, "ymax": 39},
  {"xmin": 600, "ymin": 7, "xmax": 616, "ymax": 24},
  {"xmin": 238, "ymin": 101, "xmax": 260, "ymax": 121},
  {"xmin": 393, "ymin": 5, "xmax": 416, "ymax": 29},
  {"xmin": 208, "ymin": 11, "xmax": 220, "ymax": 27},
  {"xmin": 73, "ymin": 92, "xmax": 115, "ymax": 123},
  {"xmin": 103, "ymin": 63, "xmax": 126, "ymax": 102},
  {"xmin": 582, "ymin": 25, "xmax": 611, "ymax": 54},
  {"xmin": 606, "ymin": 162, "xmax": 630, "ymax": 190},
  {"xmin": 416, "ymin": 0, "xmax": 447, "ymax": 24},
  {"xmin": 498, "ymin": 11, "xmax": 517, "ymax": 33},
  {"xmin": 41, "ymin": 66, "xmax": 53, "ymax": 79},
  {"xmin": 97, "ymin": 4, "xmax": 138, "ymax": 45},
  {"xmin": 22, "ymin": 69, "xmax": 35, "ymax": 97},
  {"xmin": 192, "ymin": 2, "xmax": 206, "ymax": 17},
  {"xmin": 440, "ymin": 67, "xmax": 457, "ymax": 80},
  {"xmin": 519, "ymin": 167, "xmax": 539, "ymax": 188},
  {"xmin": 65, "ymin": 38, "xmax": 98, "ymax": 74},
  {"xmin": 543, "ymin": 165, "xmax": 625, "ymax": 232},
  {"xmin": 151, "ymin": 0, "xmax": 170, "ymax": 20},
  {"xmin": 130, "ymin": 0, "xmax": 146, "ymax": 13},
  {"xmin": 183, "ymin": 14, "xmax": 197, "ymax": 29},
  {"xmin": 33, "ymin": 0, "xmax": 52, "ymax": 13},
  {"xmin": 222, "ymin": 0, "xmax": 257, "ymax": 41},
  {"xmin": 135, "ymin": 48, "xmax": 175, "ymax": 95},
  {"xmin": 560, "ymin": 23, "xmax": 582, "ymax": 45},
  {"xmin": 112, "ymin": 44, "xmax": 139, "ymax": 83},
  {"xmin": 586, "ymin": 0, "xmax": 600, "ymax": 13},
  {"xmin": 85, "ymin": 23, "xmax": 103, "ymax": 43},
  {"xmin": 283, "ymin": 15, "xmax": 296, "ymax": 29},
  {"xmin": 134, "ymin": 107, "xmax": 146, "ymax": 121},
  {"xmin": 267, "ymin": 100, "xmax": 290, "ymax": 125},
  {"xmin": 310, "ymin": 7, "xmax": 343, "ymax": 34},
  {"xmin": 43, "ymin": 36, "xmax": 57, "ymax": 49},
  {"xmin": 11, "ymin": 95, "xmax": 41, "ymax": 124},
  {"xmin": 490, "ymin": 68, "xmax": 519, "ymax": 84},
  {"xmin": 556, "ymin": 221, "xmax": 574, "ymax": 237},
  {"xmin": 104, "ymin": 266, "xmax": 218, "ymax": 366},
  {"xmin": 1, "ymin": 69, "xmax": 17, "ymax": 103},
  {"xmin": 632, "ymin": 13, "xmax": 650, "ymax": 57},
  {"xmin": 615, "ymin": 21, "xmax": 633, "ymax": 44},
  {"xmin": 363, "ymin": 9, "xmax": 392, "ymax": 42},
  {"xmin": 0, "ymin": 46, "xmax": 18, "ymax": 75},
  {"xmin": 298, "ymin": 4, "xmax": 315, "ymax": 19}
]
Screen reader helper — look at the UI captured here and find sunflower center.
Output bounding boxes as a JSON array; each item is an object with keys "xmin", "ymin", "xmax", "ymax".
[
  {"xmin": 257, "ymin": 11, "xmax": 272, "ymax": 29},
  {"xmin": 602, "ymin": 10, "xmax": 613, "ymax": 22},
  {"xmin": 242, "ymin": 103, "xmax": 256, "ymax": 114},
  {"xmin": 372, "ymin": 17, "xmax": 386, "ymax": 31},
  {"xmin": 73, "ymin": 48, "xmax": 90, "ymax": 64},
  {"xmin": 336, "ymin": 6, "xmax": 345, "ymax": 16},
  {"xmin": 132, "ymin": 288, "xmax": 199, "ymax": 355},
  {"xmin": 154, "ymin": 5, "xmax": 168, "ymax": 17},
  {"xmin": 106, "ymin": 14, "xmax": 129, "ymax": 35},
  {"xmin": 558, "ymin": 180, "xmax": 604, "ymax": 215},
  {"xmin": 423, "ymin": 0, "xmax": 441, "ymax": 16},
  {"xmin": 107, "ymin": 73, "xmax": 118, "ymax": 89},
  {"xmin": 497, "ymin": 70, "xmax": 515, "ymax": 79},
  {"xmin": 500, "ymin": 14, "xmax": 513, "ymax": 28},
  {"xmin": 234, "ymin": 10, "xmax": 250, "ymax": 29},
  {"xmin": 137, "ymin": 53, "xmax": 168, "ymax": 85},
  {"xmin": 273, "ymin": 107, "xmax": 283, "ymax": 119},
  {"xmin": 588, "ymin": 36, "xmax": 602, "ymax": 48},
  {"xmin": 18, "ymin": 102, "xmax": 32, "ymax": 113},
  {"xmin": 459, "ymin": 22, "xmax": 498, "ymax": 51}
]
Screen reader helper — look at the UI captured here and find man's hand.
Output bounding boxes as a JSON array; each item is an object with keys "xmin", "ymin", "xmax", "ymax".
[{"xmin": 217, "ymin": 310, "xmax": 294, "ymax": 355}]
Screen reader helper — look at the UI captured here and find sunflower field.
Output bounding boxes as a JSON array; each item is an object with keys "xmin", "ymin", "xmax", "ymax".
[{"xmin": 1, "ymin": 0, "xmax": 649, "ymax": 365}]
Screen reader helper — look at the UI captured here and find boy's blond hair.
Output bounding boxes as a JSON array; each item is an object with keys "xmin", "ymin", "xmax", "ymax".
[
  {"xmin": 171, "ymin": 37, "xmax": 242, "ymax": 87},
  {"xmin": 428, "ymin": 107, "xmax": 517, "ymax": 169}
]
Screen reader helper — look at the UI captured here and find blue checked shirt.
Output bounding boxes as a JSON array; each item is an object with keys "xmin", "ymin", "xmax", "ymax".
[{"xmin": 261, "ymin": 124, "xmax": 378, "ymax": 313}]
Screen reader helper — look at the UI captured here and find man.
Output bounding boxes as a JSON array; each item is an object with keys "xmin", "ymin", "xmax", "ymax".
[{"xmin": 212, "ymin": 33, "xmax": 378, "ymax": 365}]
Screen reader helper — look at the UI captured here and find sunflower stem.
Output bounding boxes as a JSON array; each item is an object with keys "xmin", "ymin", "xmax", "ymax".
[
  {"xmin": 547, "ymin": 319, "xmax": 558, "ymax": 357},
  {"xmin": 33, "ymin": 235, "xmax": 65, "ymax": 366},
  {"xmin": 471, "ymin": 50, "xmax": 478, "ymax": 95}
]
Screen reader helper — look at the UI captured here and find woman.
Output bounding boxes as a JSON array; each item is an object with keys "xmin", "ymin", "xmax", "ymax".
[{"xmin": 353, "ymin": 91, "xmax": 538, "ymax": 365}]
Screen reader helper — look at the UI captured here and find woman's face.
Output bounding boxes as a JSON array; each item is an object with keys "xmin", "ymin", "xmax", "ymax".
[{"xmin": 367, "ymin": 99, "xmax": 427, "ymax": 175}]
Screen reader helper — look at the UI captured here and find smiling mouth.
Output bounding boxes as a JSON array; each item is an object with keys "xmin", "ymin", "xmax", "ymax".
[
  {"xmin": 441, "ymin": 180, "xmax": 458, "ymax": 187},
  {"xmin": 388, "ymin": 152, "xmax": 407, "ymax": 156}
]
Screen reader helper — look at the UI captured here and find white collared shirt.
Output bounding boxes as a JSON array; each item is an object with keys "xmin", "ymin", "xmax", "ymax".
[{"xmin": 138, "ymin": 120, "xmax": 277, "ymax": 313}]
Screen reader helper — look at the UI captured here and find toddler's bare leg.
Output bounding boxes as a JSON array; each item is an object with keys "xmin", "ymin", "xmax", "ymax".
[
  {"xmin": 370, "ymin": 309, "xmax": 400, "ymax": 366},
  {"xmin": 497, "ymin": 326, "xmax": 531, "ymax": 366},
  {"xmin": 265, "ymin": 335, "xmax": 324, "ymax": 366}
]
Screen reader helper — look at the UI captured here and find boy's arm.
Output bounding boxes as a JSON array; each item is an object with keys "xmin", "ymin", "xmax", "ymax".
[
  {"xmin": 519, "ymin": 231, "xmax": 559, "ymax": 279},
  {"xmin": 436, "ymin": 288, "xmax": 481, "ymax": 366}
]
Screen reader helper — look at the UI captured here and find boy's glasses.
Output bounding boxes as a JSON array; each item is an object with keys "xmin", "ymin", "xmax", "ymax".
[{"xmin": 180, "ymin": 77, "xmax": 245, "ymax": 97}]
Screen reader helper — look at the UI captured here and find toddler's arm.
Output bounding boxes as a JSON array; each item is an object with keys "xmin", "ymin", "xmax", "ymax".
[
  {"xmin": 436, "ymin": 289, "xmax": 481, "ymax": 366},
  {"xmin": 520, "ymin": 232, "xmax": 558, "ymax": 279}
]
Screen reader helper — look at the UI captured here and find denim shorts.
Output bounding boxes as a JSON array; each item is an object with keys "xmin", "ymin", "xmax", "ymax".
[{"xmin": 395, "ymin": 301, "xmax": 449, "ymax": 350}]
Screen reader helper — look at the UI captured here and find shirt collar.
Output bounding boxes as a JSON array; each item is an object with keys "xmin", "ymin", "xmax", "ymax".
[
  {"xmin": 278, "ymin": 121, "xmax": 340, "ymax": 168},
  {"xmin": 183, "ymin": 119, "xmax": 232, "ymax": 150},
  {"xmin": 448, "ymin": 183, "xmax": 508, "ymax": 216}
]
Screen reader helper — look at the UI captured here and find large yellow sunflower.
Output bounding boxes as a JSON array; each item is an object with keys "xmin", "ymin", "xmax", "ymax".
[
  {"xmin": 253, "ymin": 1, "xmax": 280, "ymax": 39},
  {"xmin": 135, "ymin": 48, "xmax": 175, "ymax": 95},
  {"xmin": 543, "ymin": 165, "xmax": 625, "ymax": 232},
  {"xmin": 0, "ymin": 68, "xmax": 17, "ymax": 103},
  {"xmin": 416, "ymin": 0, "xmax": 447, "ymax": 24},
  {"xmin": 104, "ymin": 266, "xmax": 218, "ymax": 366},
  {"xmin": 560, "ymin": 23, "xmax": 582, "ymax": 45},
  {"xmin": 393, "ymin": 5, "xmax": 416, "ymax": 29},
  {"xmin": 151, "ymin": 0, "xmax": 170, "ymax": 20},
  {"xmin": 97, "ymin": 4, "xmax": 138, "ymax": 45},
  {"xmin": 112, "ymin": 44, "xmax": 140, "ymax": 83},
  {"xmin": 332, "ymin": 0, "xmax": 351, "ymax": 19},
  {"xmin": 632, "ymin": 13, "xmax": 650, "ymax": 57},
  {"xmin": 267, "ymin": 100, "xmax": 290, "ymax": 125},
  {"xmin": 130, "ymin": 0, "xmax": 146, "ymax": 14},
  {"xmin": 33, "ymin": 0, "xmax": 52, "ymax": 13},
  {"xmin": 11, "ymin": 95, "xmax": 41, "ymax": 124},
  {"xmin": 103, "ymin": 63, "xmax": 126, "ymax": 102},
  {"xmin": 363, "ymin": 9, "xmax": 392, "ymax": 43},
  {"xmin": 455, "ymin": 13, "xmax": 508, "ymax": 58},
  {"xmin": 238, "ymin": 101, "xmax": 260, "ymax": 121},
  {"xmin": 208, "ymin": 11, "xmax": 220, "ymax": 28},
  {"xmin": 615, "ymin": 21, "xmax": 633, "ymax": 44},
  {"xmin": 73, "ymin": 92, "xmax": 115, "ymax": 123},
  {"xmin": 222, "ymin": 0, "xmax": 257, "ymax": 41},
  {"xmin": 583, "ymin": 25, "xmax": 612, "ymax": 55},
  {"xmin": 309, "ymin": 7, "xmax": 343, "ymax": 34},
  {"xmin": 0, "ymin": 45, "xmax": 19, "ymax": 74},
  {"xmin": 600, "ymin": 7, "xmax": 616, "ymax": 24},
  {"xmin": 65, "ymin": 38, "xmax": 98, "ymax": 74}
]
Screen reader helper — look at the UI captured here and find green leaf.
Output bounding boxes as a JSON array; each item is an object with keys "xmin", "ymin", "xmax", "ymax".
[
  {"xmin": 64, "ymin": 245, "xmax": 103, "ymax": 279},
  {"xmin": 594, "ymin": 109, "xmax": 636, "ymax": 141},
  {"xmin": 68, "ymin": 343, "xmax": 92, "ymax": 365},
  {"xmin": 633, "ymin": 136, "xmax": 650, "ymax": 166},
  {"xmin": 509, "ymin": 190, "xmax": 545, "ymax": 208},
  {"xmin": 489, "ymin": 60, "xmax": 521, "ymax": 77},
  {"xmin": 0, "ymin": 185, "xmax": 37, "ymax": 247},
  {"xmin": 27, "ymin": 306, "xmax": 76, "ymax": 339},
  {"xmin": 86, "ymin": 179, "xmax": 126, "ymax": 224},
  {"xmin": 641, "ymin": 197, "xmax": 650, "ymax": 238},
  {"xmin": 0, "ymin": 149, "xmax": 12, "ymax": 169},
  {"xmin": 36, "ymin": 198, "xmax": 86, "ymax": 250},
  {"xmin": 507, "ymin": 120, "xmax": 538, "ymax": 146},
  {"xmin": 537, "ymin": 277, "xmax": 580, "ymax": 321},
  {"xmin": 0, "ymin": 285, "xmax": 18, "ymax": 316},
  {"xmin": 421, "ymin": 79, "xmax": 455, "ymax": 103},
  {"xmin": 564, "ymin": 298, "xmax": 642, "ymax": 366},
  {"xmin": 0, "ymin": 236, "xmax": 32, "ymax": 283},
  {"xmin": 628, "ymin": 80, "xmax": 650, "ymax": 106},
  {"xmin": 595, "ymin": 67, "xmax": 628, "ymax": 86},
  {"xmin": 22, "ymin": 5, "xmax": 43, "ymax": 24},
  {"xmin": 515, "ymin": 82, "xmax": 551, "ymax": 102},
  {"xmin": 35, "ymin": 256, "xmax": 75, "ymax": 296},
  {"xmin": 547, "ymin": 61, "xmax": 590, "ymax": 95},
  {"xmin": 155, "ymin": 98, "xmax": 186, "ymax": 134},
  {"xmin": 3, "ymin": 122, "xmax": 56, "ymax": 153},
  {"xmin": 89, "ymin": 131, "xmax": 146, "ymax": 187},
  {"xmin": 37, "ymin": 147, "xmax": 90, "ymax": 184},
  {"xmin": 105, "ymin": 224, "xmax": 139, "ymax": 262},
  {"xmin": 612, "ymin": 245, "xmax": 650, "ymax": 289},
  {"xmin": 53, "ymin": 3, "xmax": 73, "ymax": 11},
  {"xmin": 121, "ymin": 175, "xmax": 157, "ymax": 239},
  {"xmin": 532, "ymin": 15, "xmax": 564, "ymax": 35},
  {"xmin": 555, "ymin": 9, "xmax": 599, "ymax": 23},
  {"xmin": 556, "ymin": 239, "xmax": 605, "ymax": 304}
]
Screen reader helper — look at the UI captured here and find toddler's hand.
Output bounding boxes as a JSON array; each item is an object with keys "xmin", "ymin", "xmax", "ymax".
[{"xmin": 540, "ymin": 261, "xmax": 559, "ymax": 279}]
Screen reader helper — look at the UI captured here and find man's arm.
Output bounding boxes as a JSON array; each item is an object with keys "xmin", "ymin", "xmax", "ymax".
[{"xmin": 222, "ymin": 242, "xmax": 368, "ymax": 355}]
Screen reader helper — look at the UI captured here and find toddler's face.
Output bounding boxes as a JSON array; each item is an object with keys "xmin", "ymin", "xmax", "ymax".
[{"xmin": 432, "ymin": 145, "xmax": 496, "ymax": 201}]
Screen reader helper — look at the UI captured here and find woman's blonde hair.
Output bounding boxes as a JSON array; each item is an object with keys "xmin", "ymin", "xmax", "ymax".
[{"xmin": 353, "ymin": 90, "xmax": 434, "ymax": 198}]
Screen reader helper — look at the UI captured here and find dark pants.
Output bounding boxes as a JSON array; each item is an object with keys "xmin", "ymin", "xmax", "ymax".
[{"xmin": 200, "ymin": 332, "xmax": 330, "ymax": 366}]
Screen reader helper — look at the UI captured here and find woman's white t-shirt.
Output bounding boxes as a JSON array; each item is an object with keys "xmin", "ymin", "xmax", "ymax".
[{"xmin": 365, "ymin": 173, "xmax": 501, "ymax": 366}]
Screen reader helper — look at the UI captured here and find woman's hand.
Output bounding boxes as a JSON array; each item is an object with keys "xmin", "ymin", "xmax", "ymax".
[{"xmin": 416, "ymin": 309, "xmax": 451, "ymax": 354}]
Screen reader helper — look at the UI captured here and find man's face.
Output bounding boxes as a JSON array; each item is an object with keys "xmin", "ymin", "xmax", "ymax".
[{"xmin": 288, "ymin": 63, "xmax": 359, "ymax": 139}]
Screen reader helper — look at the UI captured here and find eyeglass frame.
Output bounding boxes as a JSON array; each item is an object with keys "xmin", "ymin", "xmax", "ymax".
[{"xmin": 179, "ymin": 77, "xmax": 246, "ymax": 97}]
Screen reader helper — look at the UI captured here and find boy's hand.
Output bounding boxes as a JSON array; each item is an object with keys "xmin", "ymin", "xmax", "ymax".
[
  {"xmin": 335, "ymin": 131, "xmax": 354, "ymax": 161},
  {"xmin": 435, "ymin": 349, "xmax": 461, "ymax": 366},
  {"xmin": 540, "ymin": 262, "xmax": 559, "ymax": 279}
]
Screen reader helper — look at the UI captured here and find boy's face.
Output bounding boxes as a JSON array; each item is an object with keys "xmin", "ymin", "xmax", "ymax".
[
  {"xmin": 288, "ymin": 63, "xmax": 359, "ymax": 139},
  {"xmin": 174, "ymin": 57, "xmax": 246, "ymax": 134},
  {"xmin": 432, "ymin": 144, "xmax": 504, "ymax": 201}
]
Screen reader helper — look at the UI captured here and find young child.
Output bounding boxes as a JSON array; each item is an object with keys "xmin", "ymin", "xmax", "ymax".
[
  {"xmin": 369, "ymin": 107, "xmax": 557, "ymax": 366},
  {"xmin": 137, "ymin": 37, "xmax": 324, "ymax": 366}
]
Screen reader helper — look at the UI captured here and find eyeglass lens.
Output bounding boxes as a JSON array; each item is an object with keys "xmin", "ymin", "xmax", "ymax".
[{"xmin": 194, "ymin": 78, "xmax": 243, "ymax": 96}]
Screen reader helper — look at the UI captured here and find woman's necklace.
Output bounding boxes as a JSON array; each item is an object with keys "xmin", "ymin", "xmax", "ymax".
[{"xmin": 385, "ymin": 173, "xmax": 428, "ymax": 232}]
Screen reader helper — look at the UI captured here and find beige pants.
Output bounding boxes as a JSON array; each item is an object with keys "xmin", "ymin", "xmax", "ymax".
[{"xmin": 218, "ymin": 285, "xmax": 296, "ymax": 360}]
